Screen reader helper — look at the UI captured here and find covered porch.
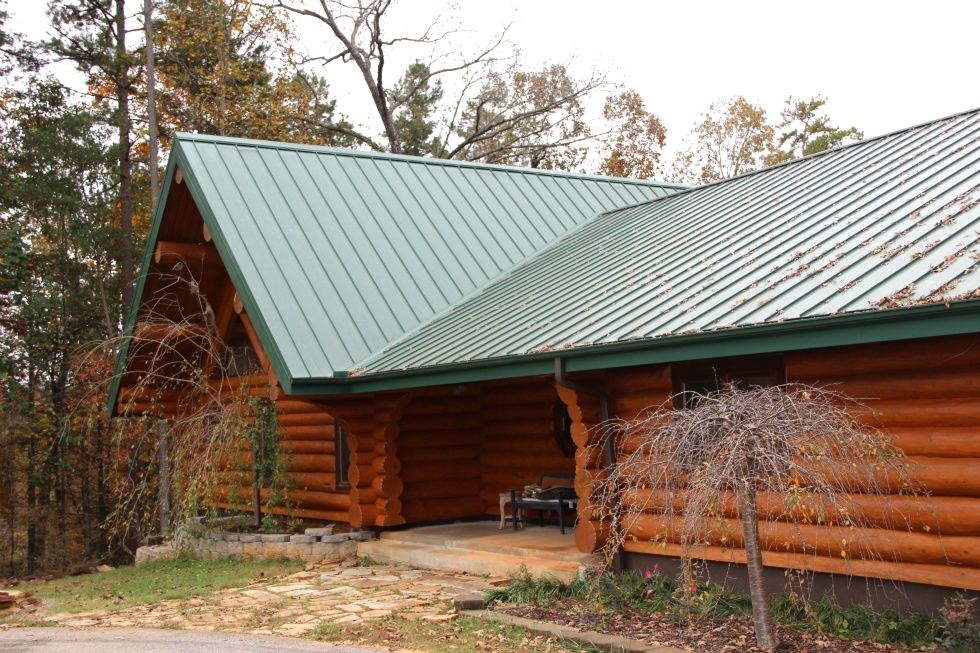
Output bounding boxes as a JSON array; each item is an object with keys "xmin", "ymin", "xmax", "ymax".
[{"xmin": 358, "ymin": 522, "xmax": 602, "ymax": 582}]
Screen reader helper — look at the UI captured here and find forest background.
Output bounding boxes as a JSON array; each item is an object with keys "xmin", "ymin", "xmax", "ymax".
[{"xmin": 0, "ymin": 0, "xmax": 968, "ymax": 578}]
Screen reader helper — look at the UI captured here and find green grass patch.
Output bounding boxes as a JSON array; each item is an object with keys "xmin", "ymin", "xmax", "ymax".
[
  {"xmin": 16, "ymin": 556, "xmax": 302, "ymax": 614},
  {"xmin": 310, "ymin": 613, "xmax": 600, "ymax": 653},
  {"xmin": 486, "ymin": 566, "xmax": 944, "ymax": 649}
]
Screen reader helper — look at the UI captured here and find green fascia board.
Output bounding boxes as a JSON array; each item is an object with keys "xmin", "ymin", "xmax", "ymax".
[{"xmin": 282, "ymin": 298, "xmax": 980, "ymax": 395}]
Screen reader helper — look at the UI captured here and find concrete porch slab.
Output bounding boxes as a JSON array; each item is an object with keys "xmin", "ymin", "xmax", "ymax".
[{"xmin": 358, "ymin": 522, "xmax": 602, "ymax": 582}]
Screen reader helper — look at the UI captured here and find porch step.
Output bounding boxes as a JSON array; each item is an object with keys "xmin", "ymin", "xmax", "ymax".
[{"xmin": 357, "ymin": 522, "xmax": 601, "ymax": 582}]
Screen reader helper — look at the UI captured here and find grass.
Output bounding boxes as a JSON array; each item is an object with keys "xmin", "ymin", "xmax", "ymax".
[
  {"xmin": 3, "ymin": 555, "xmax": 302, "ymax": 614},
  {"xmin": 486, "ymin": 566, "xmax": 945, "ymax": 649},
  {"xmin": 309, "ymin": 613, "xmax": 601, "ymax": 653}
]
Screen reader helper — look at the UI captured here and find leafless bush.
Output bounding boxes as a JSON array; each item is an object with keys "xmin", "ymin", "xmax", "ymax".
[{"xmin": 589, "ymin": 383, "xmax": 924, "ymax": 650}]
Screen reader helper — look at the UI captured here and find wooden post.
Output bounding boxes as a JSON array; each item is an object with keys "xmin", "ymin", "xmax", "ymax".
[{"xmin": 156, "ymin": 420, "xmax": 170, "ymax": 536}]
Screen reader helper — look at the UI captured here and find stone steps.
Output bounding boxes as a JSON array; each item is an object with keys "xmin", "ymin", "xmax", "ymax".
[{"xmin": 358, "ymin": 523, "xmax": 601, "ymax": 582}]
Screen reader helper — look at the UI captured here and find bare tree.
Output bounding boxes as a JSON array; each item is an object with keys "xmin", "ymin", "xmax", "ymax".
[
  {"xmin": 272, "ymin": 0, "xmax": 602, "ymax": 162},
  {"xmin": 590, "ymin": 384, "xmax": 922, "ymax": 651}
]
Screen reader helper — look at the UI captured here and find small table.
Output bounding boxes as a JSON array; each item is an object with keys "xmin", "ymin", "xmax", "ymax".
[{"xmin": 509, "ymin": 488, "xmax": 577, "ymax": 534}]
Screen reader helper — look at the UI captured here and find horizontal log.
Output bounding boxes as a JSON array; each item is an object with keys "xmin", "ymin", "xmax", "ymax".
[
  {"xmin": 117, "ymin": 386, "xmax": 190, "ymax": 402},
  {"xmin": 398, "ymin": 433, "xmax": 482, "ymax": 450},
  {"xmin": 351, "ymin": 486, "xmax": 376, "ymax": 505},
  {"xmin": 373, "ymin": 439, "xmax": 397, "ymax": 456},
  {"xmin": 400, "ymin": 447, "xmax": 479, "ymax": 464},
  {"xmin": 481, "ymin": 385, "xmax": 559, "ymax": 406},
  {"xmin": 275, "ymin": 400, "xmax": 333, "ymax": 415},
  {"xmin": 134, "ymin": 320, "xmax": 210, "ymax": 342},
  {"xmin": 887, "ymin": 427, "xmax": 980, "ymax": 458},
  {"xmin": 293, "ymin": 472, "xmax": 337, "ymax": 493},
  {"xmin": 286, "ymin": 489, "xmax": 350, "ymax": 512},
  {"xmin": 623, "ymin": 513, "xmax": 980, "ymax": 568},
  {"xmin": 612, "ymin": 394, "xmax": 669, "ymax": 419},
  {"xmin": 621, "ymin": 488, "xmax": 980, "ymax": 536},
  {"xmin": 399, "ymin": 414, "xmax": 481, "ymax": 431},
  {"xmin": 350, "ymin": 502, "xmax": 378, "ymax": 528},
  {"xmin": 620, "ymin": 540, "xmax": 980, "ymax": 592},
  {"xmin": 281, "ymin": 425, "xmax": 335, "ymax": 441},
  {"xmin": 862, "ymin": 398, "xmax": 980, "ymax": 428},
  {"xmin": 154, "ymin": 240, "xmax": 217, "ymax": 265},
  {"xmin": 605, "ymin": 365, "xmax": 672, "ymax": 392},
  {"xmin": 480, "ymin": 452, "xmax": 570, "ymax": 469},
  {"xmin": 821, "ymin": 365, "xmax": 980, "ymax": 402},
  {"xmin": 277, "ymin": 412, "xmax": 337, "ymax": 427},
  {"xmin": 294, "ymin": 507, "xmax": 349, "ymax": 523},
  {"xmin": 401, "ymin": 496, "xmax": 486, "ymax": 523},
  {"xmin": 575, "ymin": 467, "xmax": 606, "ymax": 499},
  {"xmin": 376, "ymin": 497, "xmax": 402, "ymax": 515},
  {"xmin": 575, "ymin": 518, "xmax": 611, "ymax": 554},
  {"xmin": 481, "ymin": 437, "xmax": 565, "ymax": 455},
  {"xmin": 483, "ymin": 420, "xmax": 553, "ymax": 438},
  {"xmin": 372, "ymin": 474, "xmax": 403, "ymax": 498},
  {"xmin": 376, "ymin": 513, "xmax": 406, "ymax": 527},
  {"xmin": 401, "ymin": 478, "xmax": 483, "ymax": 501},
  {"xmin": 479, "ymin": 404, "xmax": 556, "ymax": 421},
  {"xmin": 348, "ymin": 463, "xmax": 376, "ymax": 488},
  {"xmin": 479, "ymin": 470, "xmax": 543, "ymax": 489},
  {"xmin": 785, "ymin": 334, "xmax": 980, "ymax": 380},
  {"xmin": 372, "ymin": 455, "xmax": 401, "ymax": 475},
  {"xmin": 402, "ymin": 461, "xmax": 482, "ymax": 484},
  {"xmin": 208, "ymin": 373, "xmax": 268, "ymax": 390},
  {"xmin": 290, "ymin": 454, "xmax": 334, "ymax": 473},
  {"xmin": 401, "ymin": 399, "xmax": 477, "ymax": 416},
  {"xmin": 347, "ymin": 433, "xmax": 376, "ymax": 453},
  {"xmin": 281, "ymin": 440, "xmax": 334, "ymax": 456}
]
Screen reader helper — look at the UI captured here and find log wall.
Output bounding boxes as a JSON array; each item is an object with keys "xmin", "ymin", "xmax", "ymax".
[
  {"xmin": 562, "ymin": 333, "xmax": 980, "ymax": 591},
  {"xmin": 477, "ymin": 378, "xmax": 574, "ymax": 515}
]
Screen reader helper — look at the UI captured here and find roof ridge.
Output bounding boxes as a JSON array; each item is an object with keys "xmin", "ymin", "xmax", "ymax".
[{"xmin": 173, "ymin": 132, "xmax": 688, "ymax": 189}]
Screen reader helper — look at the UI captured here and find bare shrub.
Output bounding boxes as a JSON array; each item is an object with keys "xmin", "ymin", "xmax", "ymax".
[{"xmin": 589, "ymin": 383, "xmax": 924, "ymax": 650}]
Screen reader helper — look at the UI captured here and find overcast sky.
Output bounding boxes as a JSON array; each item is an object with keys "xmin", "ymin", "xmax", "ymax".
[{"xmin": 9, "ymin": 0, "xmax": 979, "ymax": 163}]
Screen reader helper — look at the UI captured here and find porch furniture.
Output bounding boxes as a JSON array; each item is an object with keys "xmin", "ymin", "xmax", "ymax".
[
  {"xmin": 498, "ymin": 492, "xmax": 522, "ymax": 529},
  {"xmin": 509, "ymin": 473, "xmax": 577, "ymax": 534}
]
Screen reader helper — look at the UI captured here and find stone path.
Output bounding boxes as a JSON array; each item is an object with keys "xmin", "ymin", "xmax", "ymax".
[{"xmin": 29, "ymin": 562, "xmax": 502, "ymax": 638}]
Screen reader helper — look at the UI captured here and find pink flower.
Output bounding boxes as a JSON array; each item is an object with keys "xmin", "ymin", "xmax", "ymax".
[
  {"xmin": 689, "ymin": 585, "xmax": 697, "ymax": 593},
  {"xmin": 654, "ymin": 564, "xmax": 659, "ymax": 572},
  {"xmin": 596, "ymin": 569, "xmax": 604, "ymax": 575},
  {"xmin": 645, "ymin": 570, "xmax": 652, "ymax": 579},
  {"xmin": 646, "ymin": 589, "xmax": 653, "ymax": 596}
]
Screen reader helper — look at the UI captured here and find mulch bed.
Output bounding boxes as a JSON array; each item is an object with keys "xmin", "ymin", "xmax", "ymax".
[{"xmin": 498, "ymin": 598, "xmax": 914, "ymax": 652}]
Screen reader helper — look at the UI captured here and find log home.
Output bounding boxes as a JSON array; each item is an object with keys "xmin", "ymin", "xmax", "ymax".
[{"xmin": 111, "ymin": 109, "xmax": 980, "ymax": 597}]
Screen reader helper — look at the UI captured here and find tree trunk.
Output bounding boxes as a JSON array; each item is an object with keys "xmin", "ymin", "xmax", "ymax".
[
  {"xmin": 740, "ymin": 479, "xmax": 777, "ymax": 650},
  {"xmin": 144, "ymin": 0, "xmax": 159, "ymax": 209},
  {"xmin": 116, "ymin": 0, "xmax": 134, "ymax": 323}
]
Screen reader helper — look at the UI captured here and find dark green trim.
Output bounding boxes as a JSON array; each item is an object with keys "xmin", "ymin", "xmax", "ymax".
[{"xmin": 283, "ymin": 298, "xmax": 980, "ymax": 395}]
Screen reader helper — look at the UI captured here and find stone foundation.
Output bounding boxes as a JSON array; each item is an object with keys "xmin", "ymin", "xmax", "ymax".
[{"xmin": 135, "ymin": 524, "xmax": 372, "ymax": 566}]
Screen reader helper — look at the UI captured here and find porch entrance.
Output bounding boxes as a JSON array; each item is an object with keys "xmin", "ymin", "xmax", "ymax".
[{"xmin": 358, "ymin": 522, "xmax": 600, "ymax": 582}]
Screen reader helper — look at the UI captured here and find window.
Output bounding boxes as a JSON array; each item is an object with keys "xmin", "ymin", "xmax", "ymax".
[
  {"xmin": 671, "ymin": 355, "xmax": 784, "ymax": 408},
  {"xmin": 334, "ymin": 423, "xmax": 350, "ymax": 490}
]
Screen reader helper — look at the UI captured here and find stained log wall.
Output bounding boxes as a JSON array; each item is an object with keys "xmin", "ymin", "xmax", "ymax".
[{"xmin": 562, "ymin": 333, "xmax": 980, "ymax": 591}]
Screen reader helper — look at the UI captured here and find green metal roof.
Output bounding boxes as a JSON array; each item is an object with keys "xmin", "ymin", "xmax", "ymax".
[
  {"xmin": 114, "ymin": 135, "xmax": 682, "ymax": 399},
  {"xmin": 357, "ymin": 109, "xmax": 980, "ymax": 377}
]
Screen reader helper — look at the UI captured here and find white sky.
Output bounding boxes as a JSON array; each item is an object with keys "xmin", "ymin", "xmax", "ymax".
[{"xmin": 9, "ymin": 0, "xmax": 980, "ymax": 165}]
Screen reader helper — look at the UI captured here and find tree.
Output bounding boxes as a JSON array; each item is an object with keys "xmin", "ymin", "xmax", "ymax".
[
  {"xmin": 155, "ymin": 0, "xmax": 350, "ymax": 146},
  {"xmin": 596, "ymin": 89, "xmax": 667, "ymax": 179},
  {"xmin": 774, "ymin": 95, "xmax": 863, "ymax": 160},
  {"xmin": 593, "ymin": 384, "xmax": 919, "ymax": 650},
  {"xmin": 390, "ymin": 60, "xmax": 442, "ymax": 157},
  {"xmin": 274, "ymin": 0, "xmax": 601, "ymax": 163},
  {"xmin": 45, "ymin": 0, "xmax": 143, "ymax": 322},
  {"xmin": 446, "ymin": 63, "xmax": 593, "ymax": 169},
  {"xmin": 671, "ymin": 96, "xmax": 775, "ymax": 185}
]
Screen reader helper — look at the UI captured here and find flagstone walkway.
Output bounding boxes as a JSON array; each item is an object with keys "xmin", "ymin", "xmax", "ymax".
[{"xmin": 35, "ymin": 562, "xmax": 504, "ymax": 638}]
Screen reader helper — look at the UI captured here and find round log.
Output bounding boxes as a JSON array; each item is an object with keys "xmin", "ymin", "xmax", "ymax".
[
  {"xmin": 575, "ymin": 519, "xmax": 610, "ymax": 553},
  {"xmin": 574, "ymin": 467, "xmax": 606, "ymax": 498},
  {"xmin": 290, "ymin": 454, "xmax": 334, "ymax": 473},
  {"xmin": 280, "ymin": 425, "xmax": 334, "ymax": 441},
  {"xmin": 350, "ymin": 502, "xmax": 379, "ymax": 528},
  {"xmin": 401, "ymin": 448, "xmax": 478, "ymax": 464},
  {"xmin": 348, "ymin": 463, "xmax": 376, "ymax": 488},
  {"xmin": 348, "ymin": 432, "xmax": 376, "ymax": 453},
  {"xmin": 284, "ymin": 489, "xmax": 350, "ymax": 512},
  {"xmin": 351, "ymin": 486, "xmax": 377, "ymax": 505},
  {"xmin": 399, "ymin": 414, "xmax": 481, "ymax": 431},
  {"xmin": 482, "ymin": 420, "xmax": 554, "ymax": 438},
  {"xmin": 612, "ymin": 394, "xmax": 669, "ymax": 419},
  {"xmin": 277, "ymin": 412, "xmax": 337, "ymax": 427},
  {"xmin": 606, "ymin": 366, "xmax": 672, "ymax": 391},
  {"xmin": 281, "ymin": 440, "xmax": 334, "ymax": 455},
  {"xmin": 275, "ymin": 400, "xmax": 333, "ymax": 415},
  {"xmin": 861, "ymin": 398, "xmax": 980, "ymax": 428},
  {"xmin": 819, "ymin": 365, "xmax": 980, "ymax": 402},
  {"xmin": 480, "ymin": 404, "xmax": 556, "ymax": 421},
  {"xmin": 375, "ymin": 497, "xmax": 401, "ymax": 515},
  {"xmin": 372, "ymin": 455, "xmax": 401, "ymax": 475},
  {"xmin": 376, "ymin": 513, "xmax": 406, "ymax": 527},
  {"xmin": 372, "ymin": 474, "xmax": 403, "ymax": 498},
  {"xmin": 481, "ymin": 385, "xmax": 558, "ymax": 406}
]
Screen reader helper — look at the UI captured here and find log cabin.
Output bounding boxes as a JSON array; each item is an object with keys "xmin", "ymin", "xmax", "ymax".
[{"xmin": 111, "ymin": 109, "xmax": 980, "ymax": 601}]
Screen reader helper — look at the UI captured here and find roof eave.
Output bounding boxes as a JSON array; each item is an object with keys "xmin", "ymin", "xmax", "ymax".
[{"xmin": 284, "ymin": 298, "xmax": 980, "ymax": 396}]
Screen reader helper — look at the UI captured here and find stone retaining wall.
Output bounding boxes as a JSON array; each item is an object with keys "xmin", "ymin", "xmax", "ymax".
[{"xmin": 136, "ymin": 524, "xmax": 376, "ymax": 566}]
